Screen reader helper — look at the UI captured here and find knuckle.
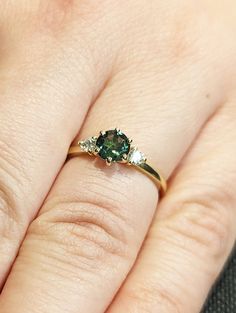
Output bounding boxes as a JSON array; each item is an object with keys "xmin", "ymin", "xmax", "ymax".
[
  {"xmin": 0, "ymin": 140, "xmax": 30, "ymax": 196},
  {"xmin": 140, "ymin": 2, "xmax": 231, "ymax": 70},
  {"xmin": 165, "ymin": 199, "xmax": 231, "ymax": 260},
  {"xmin": 0, "ymin": 1, "xmax": 76, "ymax": 38},
  {"xmin": 28, "ymin": 0, "xmax": 104, "ymax": 36},
  {"xmin": 0, "ymin": 140, "xmax": 31, "ymax": 240},
  {"xmin": 161, "ymin": 7, "xmax": 202, "ymax": 62},
  {"xmin": 35, "ymin": 0, "xmax": 75, "ymax": 34},
  {"xmin": 0, "ymin": 185, "xmax": 19, "ymax": 240},
  {"xmin": 0, "ymin": 143, "xmax": 26, "ymax": 240},
  {"xmin": 30, "ymin": 196, "xmax": 131, "ymax": 266}
]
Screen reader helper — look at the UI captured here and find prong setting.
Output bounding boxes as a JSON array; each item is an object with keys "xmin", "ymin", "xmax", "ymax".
[
  {"xmin": 121, "ymin": 153, "xmax": 128, "ymax": 163},
  {"xmin": 106, "ymin": 157, "xmax": 113, "ymax": 166},
  {"xmin": 115, "ymin": 128, "xmax": 122, "ymax": 135},
  {"xmin": 93, "ymin": 146, "xmax": 100, "ymax": 155}
]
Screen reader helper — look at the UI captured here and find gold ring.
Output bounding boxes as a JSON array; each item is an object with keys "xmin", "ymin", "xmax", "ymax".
[{"xmin": 68, "ymin": 129, "xmax": 167, "ymax": 195}]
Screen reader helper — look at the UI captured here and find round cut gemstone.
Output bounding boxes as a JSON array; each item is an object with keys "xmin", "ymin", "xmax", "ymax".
[{"xmin": 96, "ymin": 129, "xmax": 130, "ymax": 162}]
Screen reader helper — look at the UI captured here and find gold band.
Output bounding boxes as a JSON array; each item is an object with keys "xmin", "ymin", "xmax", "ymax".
[
  {"xmin": 68, "ymin": 145, "xmax": 167, "ymax": 195},
  {"xmin": 134, "ymin": 162, "xmax": 167, "ymax": 194}
]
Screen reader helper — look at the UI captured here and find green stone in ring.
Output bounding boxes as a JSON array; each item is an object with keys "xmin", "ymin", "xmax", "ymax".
[{"xmin": 96, "ymin": 129, "xmax": 130, "ymax": 162}]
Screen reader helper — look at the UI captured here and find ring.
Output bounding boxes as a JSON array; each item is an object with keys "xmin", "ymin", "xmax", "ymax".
[{"xmin": 68, "ymin": 128, "xmax": 167, "ymax": 194}]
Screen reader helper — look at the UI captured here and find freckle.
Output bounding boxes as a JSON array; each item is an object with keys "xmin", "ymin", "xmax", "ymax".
[{"xmin": 206, "ymin": 93, "xmax": 210, "ymax": 99}]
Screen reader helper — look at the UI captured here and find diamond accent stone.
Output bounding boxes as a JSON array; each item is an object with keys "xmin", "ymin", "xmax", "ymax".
[
  {"xmin": 128, "ymin": 147, "xmax": 146, "ymax": 165},
  {"xmin": 79, "ymin": 137, "xmax": 97, "ymax": 153}
]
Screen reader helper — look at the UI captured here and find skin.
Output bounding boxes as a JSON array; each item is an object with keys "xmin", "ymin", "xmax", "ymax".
[{"xmin": 0, "ymin": 0, "xmax": 236, "ymax": 312}]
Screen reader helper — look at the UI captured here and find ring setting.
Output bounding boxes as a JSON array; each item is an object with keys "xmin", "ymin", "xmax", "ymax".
[
  {"xmin": 68, "ymin": 128, "xmax": 167, "ymax": 194},
  {"xmin": 80, "ymin": 129, "xmax": 145, "ymax": 166}
]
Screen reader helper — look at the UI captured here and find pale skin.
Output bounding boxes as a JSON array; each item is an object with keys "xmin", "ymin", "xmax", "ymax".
[{"xmin": 0, "ymin": 1, "xmax": 236, "ymax": 312}]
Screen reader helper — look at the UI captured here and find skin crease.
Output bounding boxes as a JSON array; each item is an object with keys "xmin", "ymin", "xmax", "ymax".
[{"xmin": 0, "ymin": 0, "xmax": 235, "ymax": 313}]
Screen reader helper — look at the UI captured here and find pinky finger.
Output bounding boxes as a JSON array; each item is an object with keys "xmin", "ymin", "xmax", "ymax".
[{"xmin": 107, "ymin": 102, "xmax": 236, "ymax": 313}]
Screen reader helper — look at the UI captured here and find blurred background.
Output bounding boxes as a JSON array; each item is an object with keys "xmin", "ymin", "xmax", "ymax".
[{"xmin": 203, "ymin": 250, "xmax": 236, "ymax": 313}]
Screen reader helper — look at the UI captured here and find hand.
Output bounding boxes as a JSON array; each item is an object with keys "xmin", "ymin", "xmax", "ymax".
[{"xmin": 0, "ymin": 1, "xmax": 236, "ymax": 312}]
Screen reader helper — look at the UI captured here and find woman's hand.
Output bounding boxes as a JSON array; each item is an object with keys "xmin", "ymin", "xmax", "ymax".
[{"xmin": 0, "ymin": 1, "xmax": 236, "ymax": 312}]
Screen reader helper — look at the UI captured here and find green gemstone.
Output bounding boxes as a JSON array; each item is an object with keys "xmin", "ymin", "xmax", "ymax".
[{"xmin": 96, "ymin": 129, "xmax": 130, "ymax": 162}]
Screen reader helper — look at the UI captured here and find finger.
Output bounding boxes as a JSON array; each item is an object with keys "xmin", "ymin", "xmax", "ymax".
[
  {"xmin": 0, "ymin": 32, "xmax": 227, "ymax": 313},
  {"xmin": 0, "ymin": 2, "xmax": 117, "ymax": 286},
  {"xmin": 106, "ymin": 102, "xmax": 236, "ymax": 313}
]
